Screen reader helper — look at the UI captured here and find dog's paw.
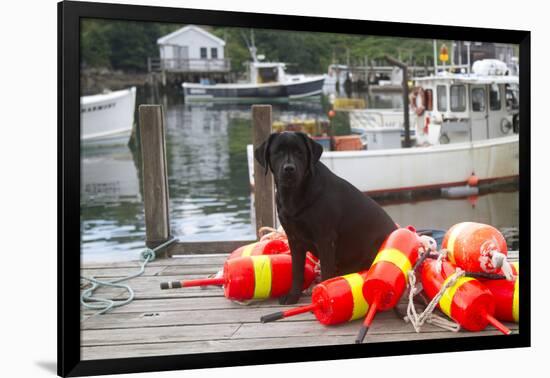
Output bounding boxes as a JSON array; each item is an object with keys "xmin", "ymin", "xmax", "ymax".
[{"xmin": 278, "ymin": 292, "xmax": 301, "ymax": 305}]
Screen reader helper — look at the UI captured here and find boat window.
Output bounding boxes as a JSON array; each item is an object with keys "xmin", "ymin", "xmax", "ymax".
[
  {"xmin": 490, "ymin": 84, "xmax": 501, "ymax": 111},
  {"xmin": 450, "ymin": 85, "xmax": 466, "ymax": 112},
  {"xmin": 425, "ymin": 89, "xmax": 433, "ymax": 111},
  {"xmin": 505, "ymin": 84, "xmax": 519, "ymax": 111},
  {"xmin": 200, "ymin": 47, "xmax": 207, "ymax": 59},
  {"xmin": 258, "ymin": 67, "xmax": 279, "ymax": 83},
  {"xmin": 471, "ymin": 87, "xmax": 486, "ymax": 112},
  {"xmin": 437, "ymin": 85, "xmax": 447, "ymax": 111},
  {"xmin": 211, "ymin": 48, "xmax": 218, "ymax": 59}
]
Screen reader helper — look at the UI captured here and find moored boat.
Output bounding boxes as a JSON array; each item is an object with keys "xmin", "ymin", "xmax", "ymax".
[{"xmin": 80, "ymin": 87, "xmax": 137, "ymax": 145}]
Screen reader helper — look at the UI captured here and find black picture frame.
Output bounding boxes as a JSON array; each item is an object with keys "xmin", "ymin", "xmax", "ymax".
[{"xmin": 59, "ymin": 1, "xmax": 531, "ymax": 376}]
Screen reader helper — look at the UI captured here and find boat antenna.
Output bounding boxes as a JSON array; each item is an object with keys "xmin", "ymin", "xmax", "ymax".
[{"xmin": 241, "ymin": 29, "xmax": 258, "ymax": 62}]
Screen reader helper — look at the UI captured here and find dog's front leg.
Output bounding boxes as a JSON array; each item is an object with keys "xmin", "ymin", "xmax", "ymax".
[
  {"xmin": 279, "ymin": 239, "xmax": 307, "ymax": 305},
  {"xmin": 318, "ymin": 239, "xmax": 337, "ymax": 281}
]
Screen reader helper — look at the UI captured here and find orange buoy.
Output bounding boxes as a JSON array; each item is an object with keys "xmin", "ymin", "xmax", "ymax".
[
  {"xmin": 442, "ymin": 222, "xmax": 508, "ymax": 274},
  {"xmin": 160, "ymin": 254, "xmax": 317, "ymax": 301},
  {"xmin": 260, "ymin": 270, "xmax": 370, "ymax": 325},
  {"xmin": 421, "ymin": 258, "xmax": 510, "ymax": 334},
  {"xmin": 328, "ymin": 109, "xmax": 336, "ymax": 118},
  {"xmin": 228, "ymin": 239, "xmax": 290, "ymax": 260},
  {"xmin": 467, "ymin": 173, "xmax": 479, "ymax": 187},
  {"xmin": 482, "ymin": 262, "xmax": 519, "ymax": 323},
  {"xmin": 356, "ymin": 227, "xmax": 420, "ymax": 343}
]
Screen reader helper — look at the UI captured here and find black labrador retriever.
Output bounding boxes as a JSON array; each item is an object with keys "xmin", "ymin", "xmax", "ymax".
[{"xmin": 255, "ymin": 131, "xmax": 397, "ymax": 304}]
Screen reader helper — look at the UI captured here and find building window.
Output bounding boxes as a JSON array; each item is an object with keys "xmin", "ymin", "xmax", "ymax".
[
  {"xmin": 200, "ymin": 47, "xmax": 207, "ymax": 59},
  {"xmin": 437, "ymin": 85, "xmax": 447, "ymax": 112},
  {"xmin": 450, "ymin": 85, "xmax": 467, "ymax": 112},
  {"xmin": 211, "ymin": 48, "xmax": 218, "ymax": 59},
  {"xmin": 471, "ymin": 87, "xmax": 486, "ymax": 112},
  {"xmin": 489, "ymin": 84, "xmax": 501, "ymax": 111}
]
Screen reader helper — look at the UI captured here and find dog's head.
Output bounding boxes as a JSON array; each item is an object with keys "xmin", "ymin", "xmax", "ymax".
[{"xmin": 254, "ymin": 132, "xmax": 323, "ymax": 188}]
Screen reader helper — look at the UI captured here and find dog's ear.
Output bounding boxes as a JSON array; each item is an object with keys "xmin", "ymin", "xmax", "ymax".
[
  {"xmin": 254, "ymin": 133, "xmax": 277, "ymax": 175},
  {"xmin": 296, "ymin": 132, "xmax": 323, "ymax": 173}
]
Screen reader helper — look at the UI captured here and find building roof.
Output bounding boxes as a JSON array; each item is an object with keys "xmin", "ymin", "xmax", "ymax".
[{"xmin": 157, "ymin": 25, "xmax": 226, "ymax": 46}]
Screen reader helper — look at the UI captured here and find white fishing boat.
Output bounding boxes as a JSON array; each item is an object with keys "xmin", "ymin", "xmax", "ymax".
[
  {"xmin": 80, "ymin": 87, "xmax": 137, "ymax": 145},
  {"xmin": 247, "ymin": 58, "xmax": 519, "ymax": 195}
]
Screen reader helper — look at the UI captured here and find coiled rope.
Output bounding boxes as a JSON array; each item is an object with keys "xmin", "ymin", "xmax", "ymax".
[{"xmin": 80, "ymin": 237, "xmax": 177, "ymax": 316}]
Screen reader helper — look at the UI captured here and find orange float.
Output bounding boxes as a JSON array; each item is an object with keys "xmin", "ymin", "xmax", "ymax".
[
  {"xmin": 442, "ymin": 222, "xmax": 508, "ymax": 274},
  {"xmin": 260, "ymin": 270, "xmax": 370, "ymax": 325},
  {"xmin": 482, "ymin": 262, "xmax": 519, "ymax": 323},
  {"xmin": 160, "ymin": 254, "xmax": 317, "ymax": 301},
  {"xmin": 356, "ymin": 227, "xmax": 420, "ymax": 343}
]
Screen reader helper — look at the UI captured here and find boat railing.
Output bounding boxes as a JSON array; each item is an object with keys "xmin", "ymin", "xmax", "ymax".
[{"xmin": 147, "ymin": 57, "xmax": 231, "ymax": 73}]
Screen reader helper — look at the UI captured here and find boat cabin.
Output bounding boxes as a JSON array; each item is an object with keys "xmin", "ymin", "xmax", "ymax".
[
  {"xmin": 412, "ymin": 59, "xmax": 519, "ymax": 146},
  {"xmin": 248, "ymin": 62, "xmax": 287, "ymax": 84}
]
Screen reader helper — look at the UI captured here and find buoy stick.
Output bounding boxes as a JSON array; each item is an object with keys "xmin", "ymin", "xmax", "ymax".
[
  {"xmin": 260, "ymin": 303, "xmax": 319, "ymax": 323},
  {"xmin": 355, "ymin": 300, "xmax": 378, "ymax": 344},
  {"xmin": 485, "ymin": 313, "xmax": 512, "ymax": 335},
  {"xmin": 160, "ymin": 277, "xmax": 225, "ymax": 290}
]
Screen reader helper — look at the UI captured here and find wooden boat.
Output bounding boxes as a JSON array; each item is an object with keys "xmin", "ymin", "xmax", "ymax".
[{"xmin": 80, "ymin": 87, "xmax": 136, "ymax": 145}]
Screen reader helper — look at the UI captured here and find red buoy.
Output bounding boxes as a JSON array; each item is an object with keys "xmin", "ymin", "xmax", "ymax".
[
  {"xmin": 160, "ymin": 254, "xmax": 318, "ymax": 301},
  {"xmin": 482, "ymin": 262, "xmax": 519, "ymax": 323},
  {"xmin": 421, "ymin": 258, "xmax": 511, "ymax": 334},
  {"xmin": 442, "ymin": 222, "xmax": 508, "ymax": 274},
  {"xmin": 356, "ymin": 227, "xmax": 420, "ymax": 343},
  {"xmin": 228, "ymin": 239, "xmax": 290, "ymax": 260},
  {"xmin": 328, "ymin": 109, "xmax": 336, "ymax": 118},
  {"xmin": 467, "ymin": 173, "xmax": 479, "ymax": 187},
  {"xmin": 260, "ymin": 270, "xmax": 370, "ymax": 325}
]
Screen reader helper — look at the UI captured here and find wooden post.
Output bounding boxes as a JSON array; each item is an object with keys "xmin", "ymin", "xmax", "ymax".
[
  {"xmin": 139, "ymin": 105, "xmax": 172, "ymax": 257},
  {"xmin": 252, "ymin": 105, "xmax": 276, "ymax": 237},
  {"xmin": 385, "ymin": 55, "xmax": 411, "ymax": 148}
]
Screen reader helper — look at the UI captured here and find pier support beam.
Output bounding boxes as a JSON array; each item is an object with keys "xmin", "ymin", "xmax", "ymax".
[
  {"xmin": 139, "ymin": 105, "xmax": 172, "ymax": 256},
  {"xmin": 252, "ymin": 105, "xmax": 276, "ymax": 236}
]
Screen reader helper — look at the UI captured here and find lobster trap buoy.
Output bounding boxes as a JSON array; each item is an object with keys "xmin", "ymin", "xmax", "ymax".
[
  {"xmin": 482, "ymin": 262, "xmax": 519, "ymax": 323},
  {"xmin": 160, "ymin": 254, "xmax": 317, "ymax": 301},
  {"xmin": 356, "ymin": 227, "xmax": 420, "ymax": 343},
  {"xmin": 442, "ymin": 222, "xmax": 509, "ymax": 274},
  {"xmin": 228, "ymin": 239, "xmax": 290, "ymax": 260},
  {"xmin": 421, "ymin": 258, "xmax": 511, "ymax": 335},
  {"xmin": 260, "ymin": 270, "xmax": 370, "ymax": 325}
]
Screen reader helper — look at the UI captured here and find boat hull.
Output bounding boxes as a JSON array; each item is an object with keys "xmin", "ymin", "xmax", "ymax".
[
  {"xmin": 80, "ymin": 87, "xmax": 137, "ymax": 145},
  {"xmin": 247, "ymin": 135, "xmax": 519, "ymax": 194},
  {"xmin": 183, "ymin": 76, "xmax": 325, "ymax": 102}
]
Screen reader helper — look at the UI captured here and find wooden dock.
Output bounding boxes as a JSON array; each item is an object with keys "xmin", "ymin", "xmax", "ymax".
[{"xmin": 80, "ymin": 251, "xmax": 519, "ymax": 361}]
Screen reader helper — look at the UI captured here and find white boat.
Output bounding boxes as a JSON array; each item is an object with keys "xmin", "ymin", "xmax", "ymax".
[
  {"xmin": 183, "ymin": 61, "xmax": 325, "ymax": 102},
  {"xmin": 247, "ymin": 58, "xmax": 519, "ymax": 195},
  {"xmin": 80, "ymin": 87, "xmax": 137, "ymax": 145}
]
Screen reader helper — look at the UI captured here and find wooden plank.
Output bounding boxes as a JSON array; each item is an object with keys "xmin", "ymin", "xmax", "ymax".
[
  {"xmin": 81, "ymin": 295, "xmax": 314, "ymax": 315},
  {"xmin": 81, "ymin": 330, "xmax": 515, "ymax": 360},
  {"xmin": 82, "ymin": 254, "xmax": 228, "ymax": 269},
  {"xmin": 139, "ymin": 105, "xmax": 171, "ymax": 256},
  {"xmin": 81, "ymin": 323, "xmax": 242, "ymax": 346},
  {"xmin": 81, "ymin": 307, "xmax": 315, "ymax": 330},
  {"xmin": 81, "ymin": 266, "xmax": 167, "ymax": 278},
  {"xmin": 252, "ymin": 105, "xmax": 276, "ymax": 236},
  {"xmin": 168, "ymin": 240, "xmax": 256, "ymax": 255}
]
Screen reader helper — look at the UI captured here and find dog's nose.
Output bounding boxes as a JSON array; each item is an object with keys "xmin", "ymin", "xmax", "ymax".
[{"xmin": 283, "ymin": 164, "xmax": 296, "ymax": 174}]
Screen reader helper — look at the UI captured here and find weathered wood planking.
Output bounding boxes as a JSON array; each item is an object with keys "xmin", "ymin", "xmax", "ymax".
[{"xmin": 81, "ymin": 252, "xmax": 520, "ymax": 360}]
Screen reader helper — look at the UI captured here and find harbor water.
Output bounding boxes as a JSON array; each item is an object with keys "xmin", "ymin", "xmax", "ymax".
[{"xmin": 81, "ymin": 88, "xmax": 519, "ymax": 262}]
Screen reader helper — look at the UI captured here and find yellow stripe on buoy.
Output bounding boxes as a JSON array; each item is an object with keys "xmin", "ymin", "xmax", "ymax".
[
  {"xmin": 372, "ymin": 248, "xmax": 412, "ymax": 281},
  {"xmin": 512, "ymin": 262, "xmax": 519, "ymax": 275},
  {"xmin": 513, "ymin": 277, "xmax": 519, "ymax": 322},
  {"xmin": 241, "ymin": 242, "xmax": 258, "ymax": 257},
  {"xmin": 252, "ymin": 255, "xmax": 272, "ymax": 299},
  {"xmin": 343, "ymin": 273, "xmax": 369, "ymax": 321},
  {"xmin": 439, "ymin": 275, "xmax": 475, "ymax": 317},
  {"xmin": 446, "ymin": 222, "xmax": 474, "ymax": 264}
]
